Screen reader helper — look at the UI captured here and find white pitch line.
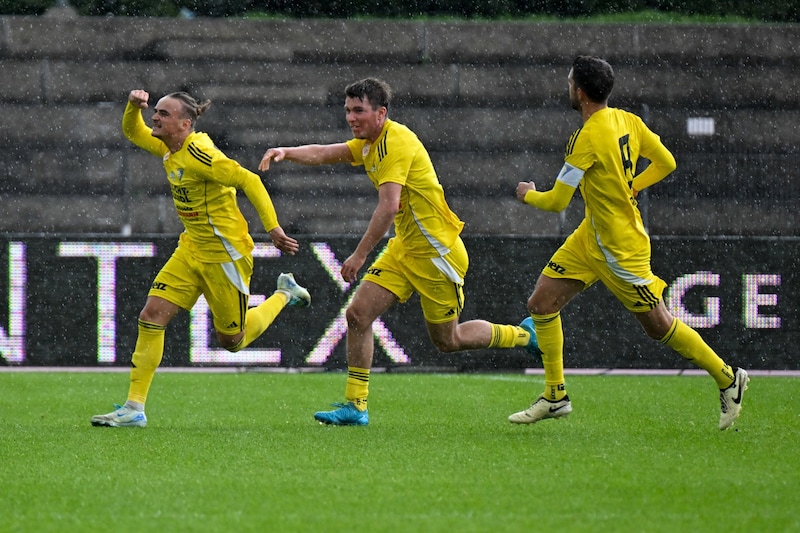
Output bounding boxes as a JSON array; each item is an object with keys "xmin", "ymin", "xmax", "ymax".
[{"xmin": 0, "ymin": 367, "xmax": 797, "ymax": 377}]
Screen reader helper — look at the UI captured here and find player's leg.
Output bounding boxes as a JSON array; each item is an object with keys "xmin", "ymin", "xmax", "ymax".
[
  {"xmin": 233, "ymin": 272, "xmax": 310, "ymax": 349},
  {"xmin": 634, "ymin": 301, "xmax": 735, "ymax": 387},
  {"xmin": 315, "ymin": 241, "xmax": 406, "ymax": 426},
  {"xmin": 92, "ymin": 248, "xmax": 197, "ymax": 427},
  {"xmin": 314, "ymin": 280, "xmax": 397, "ymax": 426},
  {"xmin": 420, "ymin": 238, "xmax": 536, "ymax": 353},
  {"xmin": 213, "ymin": 257, "xmax": 310, "ymax": 352},
  {"xmin": 634, "ymin": 302, "xmax": 747, "ymax": 429},
  {"xmin": 508, "ymin": 275, "xmax": 583, "ymax": 424},
  {"xmin": 508, "ymin": 232, "xmax": 593, "ymax": 424},
  {"xmin": 601, "ymin": 254, "xmax": 748, "ymax": 430}
]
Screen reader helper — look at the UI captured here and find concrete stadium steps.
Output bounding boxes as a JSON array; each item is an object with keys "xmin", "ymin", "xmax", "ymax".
[
  {"xmin": 240, "ymin": 194, "xmax": 580, "ymax": 237},
  {"xmin": 3, "ymin": 57, "xmax": 798, "ymax": 110},
  {"xmin": 2, "ymin": 17, "xmax": 796, "ymax": 65},
  {"xmin": 649, "ymin": 200, "xmax": 800, "ymax": 236},
  {"xmin": 0, "ymin": 194, "xmax": 128, "ymax": 233},
  {"xmin": 1, "ymin": 101, "xmax": 795, "ymax": 165},
  {"xmin": 0, "ymin": 16, "xmax": 798, "ymax": 236}
]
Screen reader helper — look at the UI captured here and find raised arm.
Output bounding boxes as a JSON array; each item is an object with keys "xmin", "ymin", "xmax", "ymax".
[{"xmin": 121, "ymin": 89, "xmax": 165, "ymax": 157}]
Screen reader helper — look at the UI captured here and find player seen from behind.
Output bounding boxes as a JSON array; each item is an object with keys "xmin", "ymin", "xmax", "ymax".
[{"xmin": 510, "ymin": 56, "xmax": 748, "ymax": 430}]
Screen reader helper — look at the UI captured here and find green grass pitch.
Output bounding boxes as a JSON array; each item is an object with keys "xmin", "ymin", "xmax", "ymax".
[{"xmin": 1, "ymin": 371, "xmax": 798, "ymax": 532}]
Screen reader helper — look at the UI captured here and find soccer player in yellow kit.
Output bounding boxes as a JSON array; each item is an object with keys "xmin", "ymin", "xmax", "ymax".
[
  {"xmin": 509, "ymin": 56, "xmax": 748, "ymax": 430},
  {"xmin": 259, "ymin": 78, "xmax": 536, "ymax": 425},
  {"xmin": 91, "ymin": 89, "xmax": 310, "ymax": 427}
]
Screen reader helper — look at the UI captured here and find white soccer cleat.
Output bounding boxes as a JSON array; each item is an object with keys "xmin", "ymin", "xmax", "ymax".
[
  {"xmin": 719, "ymin": 367, "xmax": 749, "ymax": 430},
  {"xmin": 91, "ymin": 404, "xmax": 147, "ymax": 428},
  {"xmin": 509, "ymin": 395, "xmax": 572, "ymax": 424},
  {"xmin": 277, "ymin": 272, "xmax": 311, "ymax": 308}
]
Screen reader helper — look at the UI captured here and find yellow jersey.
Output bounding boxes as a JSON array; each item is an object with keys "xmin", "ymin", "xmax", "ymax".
[
  {"xmin": 346, "ymin": 119, "xmax": 464, "ymax": 257},
  {"xmin": 529, "ymin": 107, "xmax": 676, "ymax": 263},
  {"xmin": 122, "ymin": 103, "xmax": 279, "ymax": 263}
]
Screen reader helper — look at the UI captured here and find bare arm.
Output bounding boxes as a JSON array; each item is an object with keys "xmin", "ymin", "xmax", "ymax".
[
  {"xmin": 340, "ymin": 182, "xmax": 401, "ymax": 283},
  {"xmin": 267, "ymin": 226, "xmax": 300, "ymax": 256},
  {"xmin": 259, "ymin": 143, "xmax": 353, "ymax": 171}
]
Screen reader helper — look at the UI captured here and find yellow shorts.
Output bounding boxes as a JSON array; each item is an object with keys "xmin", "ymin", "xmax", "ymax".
[
  {"xmin": 149, "ymin": 244, "xmax": 253, "ymax": 335},
  {"xmin": 363, "ymin": 237, "xmax": 468, "ymax": 324},
  {"xmin": 544, "ymin": 229, "xmax": 666, "ymax": 313}
]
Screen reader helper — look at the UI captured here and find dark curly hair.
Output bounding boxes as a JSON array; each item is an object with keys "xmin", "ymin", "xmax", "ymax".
[{"xmin": 572, "ymin": 56, "xmax": 614, "ymax": 103}]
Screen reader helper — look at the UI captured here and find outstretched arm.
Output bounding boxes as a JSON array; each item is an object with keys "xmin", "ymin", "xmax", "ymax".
[{"xmin": 258, "ymin": 143, "xmax": 353, "ymax": 171}]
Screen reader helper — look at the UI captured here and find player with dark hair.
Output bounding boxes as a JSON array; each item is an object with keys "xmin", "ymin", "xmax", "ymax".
[
  {"xmin": 259, "ymin": 77, "xmax": 538, "ymax": 426},
  {"xmin": 510, "ymin": 56, "xmax": 748, "ymax": 430},
  {"xmin": 91, "ymin": 89, "xmax": 310, "ymax": 428}
]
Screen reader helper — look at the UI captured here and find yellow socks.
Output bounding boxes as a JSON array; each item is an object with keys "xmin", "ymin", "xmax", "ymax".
[
  {"xmin": 661, "ymin": 318, "xmax": 735, "ymax": 388},
  {"xmin": 533, "ymin": 312, "xmax": 567, "ymax": 401},
  {"xmin": 127, "ymin": 320, "xmax": 166, "ymax": 406},
  {"xmin": 235, "ymin": 292, "xmax": 288, "ymax": 351},
  {"xmin": 345, "ymin": 367, "xmax": 370, "ymax": 411},
  {"xmin": 488, "ymin": 323, "xmax": 531, "ymax": 349}
]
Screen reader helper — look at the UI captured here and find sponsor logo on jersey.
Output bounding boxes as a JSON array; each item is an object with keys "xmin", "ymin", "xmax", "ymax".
[{"xmin": 547, "ymin": 261, "xmax": 566, "ymax": 274}]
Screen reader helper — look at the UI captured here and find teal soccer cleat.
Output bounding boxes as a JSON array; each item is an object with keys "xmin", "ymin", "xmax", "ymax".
[
  {"xmin": 314, "ymin": 402, "xmax": 369, "ymax": 426},
  {"xmin": 519, "ymin": 317, "xmax": 543, "ymax": 357}
]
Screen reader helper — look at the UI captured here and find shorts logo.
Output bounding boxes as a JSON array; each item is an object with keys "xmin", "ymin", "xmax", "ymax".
[
  {"xmin": 151, "ymin": 282, "xmax": 167, "ymax": 291},
  {"xmin": 547, "ymin": 261, "xmax": 566, "ymax": 275},
  {"xmin": 366, "ymin": 267, "xmax": 383, "ymax": 277}
]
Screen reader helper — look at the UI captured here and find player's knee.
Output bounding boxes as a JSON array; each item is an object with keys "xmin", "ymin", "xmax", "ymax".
[
  {"xmin": 217, "ymin": 332, "xmax": 244, "ymax": 352},
  {"xmin": 345, "ymin": 305, "xmax": 371, "ymax": 332},
  {"xmin": 138, "ymin": 307, "xmax": 160, "ymax": 323},
  {"xmin": 642, "ymin": 326, "xmax": 661, "ymax": 340},
  {"xmin": 432, "ymin": 338, "xmax": 459, "ymax": 353},
  {"xmin": 642, "ymin": 322, "xmax": 670, "ymax": 341},
  {"xmin": 527, "ymin": 293, "xmax": 550, "ymax": 315}
]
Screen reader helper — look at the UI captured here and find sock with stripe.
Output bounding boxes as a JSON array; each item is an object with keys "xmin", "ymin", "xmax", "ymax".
[
  {"xmin": 231, "ymin": 292, "xmax": 288, "ymax": 351},
  {"xmin": 533, "ymin": 312, "xmax": 567, "ymax": 401},
  {"xmin": 661, "ymin": 318, "xmax": 735, "ymax": 388},
  {"xmin": 488, "ymin": 323, "xmax": 530, "ymax": 349},
  {"xmin": 127, "ymin": 319, "xmax": 166, "ymax": 406},
  {"xmin": 345, "ymin": 367, "xmax": 370, "ymax": 412}
]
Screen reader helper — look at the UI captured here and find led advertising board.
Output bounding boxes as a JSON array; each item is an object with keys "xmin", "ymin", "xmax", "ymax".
[{"xmin": 0, "ymin": 236, "xmax": 794, "ymax": 370}]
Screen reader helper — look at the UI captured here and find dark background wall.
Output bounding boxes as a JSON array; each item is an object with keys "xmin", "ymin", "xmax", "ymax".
[{"xmin": 1, "ymin": 15, "xmax": 799, "ymax": 238}]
